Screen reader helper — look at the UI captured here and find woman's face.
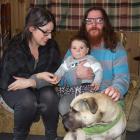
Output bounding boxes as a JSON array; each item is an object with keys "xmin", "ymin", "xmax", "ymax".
[{"xmin": 30, "ymin": 21, "xmax": 54, "ymax": 46}]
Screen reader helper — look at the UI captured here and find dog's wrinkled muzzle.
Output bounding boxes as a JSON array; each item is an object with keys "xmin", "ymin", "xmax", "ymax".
[{"xmin": 62, "ymin": 108, "xmax": 83, "ymax": 131}]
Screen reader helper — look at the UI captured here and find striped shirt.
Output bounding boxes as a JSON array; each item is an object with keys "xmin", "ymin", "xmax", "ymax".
[{"xmin": 59, "ymin": 42, "xmax": 130, "ymax": 97}]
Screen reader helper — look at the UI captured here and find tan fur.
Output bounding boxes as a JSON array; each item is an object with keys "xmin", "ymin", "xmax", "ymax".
[{"xmin": 63, "ymin": 92, "xmax": 126, "ymax": 140}]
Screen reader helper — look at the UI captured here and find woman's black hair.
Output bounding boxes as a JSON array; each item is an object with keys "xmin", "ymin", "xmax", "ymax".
[{"xmin": 23, "ymin": 7, "xmax": 56, "ymax": 41}]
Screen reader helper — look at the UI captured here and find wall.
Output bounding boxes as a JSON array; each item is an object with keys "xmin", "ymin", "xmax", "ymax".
[
  {"xmin": 0, "ymin": 0, "xmax": 33, "ymax": 36},
  {"xmin": 126, "ymin": 32, "xmax": 140, "ymax": 75},
  {"xmin": 10, "ymin": 0, "xmax": 28, "ymax": 35}
]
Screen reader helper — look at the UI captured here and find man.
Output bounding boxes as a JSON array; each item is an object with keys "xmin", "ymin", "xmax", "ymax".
[{"xmin": 58, "ymin": 7, "xmax": 130, "ymax": 116}]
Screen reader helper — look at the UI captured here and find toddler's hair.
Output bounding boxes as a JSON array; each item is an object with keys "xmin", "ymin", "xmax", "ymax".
[{"xmin": 69, "ymin": 35, "xmax": 91, "ymax": 52}]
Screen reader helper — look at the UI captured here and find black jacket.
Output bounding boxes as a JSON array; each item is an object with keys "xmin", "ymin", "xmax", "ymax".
[{"xmin": 0, "ymin": 34, "xmax": 61, "ymax": 91}]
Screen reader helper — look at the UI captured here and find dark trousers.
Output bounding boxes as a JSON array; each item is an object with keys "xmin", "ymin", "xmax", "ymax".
[{"xmin": 2, "ymin": 86, "xmax": 59, "ymax": 140}]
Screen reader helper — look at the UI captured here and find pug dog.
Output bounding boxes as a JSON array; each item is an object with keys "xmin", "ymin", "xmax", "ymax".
[{"xmin": 63, "ymin": 92, "xmax": 126, "ymax": 140}]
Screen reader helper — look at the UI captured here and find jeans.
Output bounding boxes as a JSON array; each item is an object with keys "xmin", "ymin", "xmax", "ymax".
[
  {"xmin": 58, "ymin": 94, "xmax": 75, "ymax": 116},
  {"xmin": 2, "ymin": 86, "xmax": 59, "ymax": 140}
]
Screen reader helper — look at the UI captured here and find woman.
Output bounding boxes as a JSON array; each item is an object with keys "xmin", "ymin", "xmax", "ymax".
[{"xmin": 0, "ymin": 7, "xmax": 61, "ymax": 140}]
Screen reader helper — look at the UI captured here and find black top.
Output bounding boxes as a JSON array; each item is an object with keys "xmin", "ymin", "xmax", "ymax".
[{"xmin": 0, "ymin": 34, "xmax": 61, "ymax": 91}]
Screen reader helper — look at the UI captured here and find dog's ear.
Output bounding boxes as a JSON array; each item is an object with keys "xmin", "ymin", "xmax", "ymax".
[
  {"xmin": 75, "ymin": 99, "xmax": 91, "ymax": 112},
  {"xmin": 84, "ymin": 97, "xmax": 98, "ymax": 114}
]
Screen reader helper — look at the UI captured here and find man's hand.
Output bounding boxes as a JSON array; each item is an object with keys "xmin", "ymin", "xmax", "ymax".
[
  {"xmin": 103, "ymin": 86, "xmax": 121, "ymax": 101},
  {"xmin": 76, "ymin": 61, "xmax": 93, "ymax": 79}
]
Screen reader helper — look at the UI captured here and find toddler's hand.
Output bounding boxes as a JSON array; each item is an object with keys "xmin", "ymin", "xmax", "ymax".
[{"xmin": 90, "ymin": 83, "xmax": 100, "ymax": 91}]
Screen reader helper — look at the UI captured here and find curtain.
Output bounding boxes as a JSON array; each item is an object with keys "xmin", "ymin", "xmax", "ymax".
[
  {"xmin": 35, "ymin": 0, "xmax": 140, "ymax": 31},
  {"xmin": 0, "ymin": 0, "xmax": 35, "ymax": 57},
  {"xmin": 0, "ymin": 1, "xmax": 11, "ymax": 57}
]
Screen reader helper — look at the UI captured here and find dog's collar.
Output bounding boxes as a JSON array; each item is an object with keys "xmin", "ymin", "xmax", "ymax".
[{"xmin": 82, "ymin": 110, "xmax": 123, "ymax": 135}]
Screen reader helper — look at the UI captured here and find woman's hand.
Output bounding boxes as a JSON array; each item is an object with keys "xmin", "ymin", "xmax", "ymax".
[
  {"xmin": 8, "ymin": 76, "xmax": 36, "ymax": 91},
  {"xmin": 36, "ymin": 72, "xmax": 60, "ymax": 84},
  {"xmin": 76, "ymin": 61, "xmax": 94, "ymax": 79},
  {"xmin": 103, "ymin": 86, "xmax": 121, "ymax": 101}
]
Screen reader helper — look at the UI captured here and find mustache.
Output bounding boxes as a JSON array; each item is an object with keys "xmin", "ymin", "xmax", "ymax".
[{"xmin": 89, "ymin": 27, "xmax": 99, "ymax": 31}]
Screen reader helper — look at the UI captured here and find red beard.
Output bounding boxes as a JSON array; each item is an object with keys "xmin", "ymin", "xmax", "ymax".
[{"xmin": 88, "ymin": 27, "xmax": 103, "ymax": 46}]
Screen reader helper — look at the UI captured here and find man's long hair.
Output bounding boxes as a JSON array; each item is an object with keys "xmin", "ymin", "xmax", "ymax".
[{"xmin": 78, "ymin": 7, "xmax": 118, "ymax": 51}]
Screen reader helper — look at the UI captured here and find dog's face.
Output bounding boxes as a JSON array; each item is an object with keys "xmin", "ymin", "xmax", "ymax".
[
  {"xmin": 63, "ymin": 93, "xmax": 126, "ymax": 140},
  {"xmin": 63, "ymin": 95, "xmax": 103, "ymax": 131}
]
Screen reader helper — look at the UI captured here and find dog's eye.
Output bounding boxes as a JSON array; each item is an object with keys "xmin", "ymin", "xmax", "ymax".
[{"xmin": 70, "ymin": 107, "xmax": 79, "ymax": 113}]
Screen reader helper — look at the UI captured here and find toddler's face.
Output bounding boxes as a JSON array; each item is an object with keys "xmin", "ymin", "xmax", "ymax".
[{"xmin": 70, "ymin": 40, "xmax": 89, "ymax": 59}]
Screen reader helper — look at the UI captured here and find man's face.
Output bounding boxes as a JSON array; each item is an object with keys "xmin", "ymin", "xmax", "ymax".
[{"xmin": 85, "ymin": 10, "xmax": 104, "ymax": 39}]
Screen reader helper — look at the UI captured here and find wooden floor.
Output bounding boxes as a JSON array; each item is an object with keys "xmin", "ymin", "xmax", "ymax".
[
  {"xmin": 0, "ymin": 133, "xmax": 63, "ymax": 140},
  {"xmin": 0, "ymin": 131, "xmax": 140, "ymax": 140},
  {"xmin": 0, "ymin": 133, "xmax": 44, "ymax": 140},
  {"xmin": 126, "ymin": 130, "xmax": 140, "ymax": 140}
]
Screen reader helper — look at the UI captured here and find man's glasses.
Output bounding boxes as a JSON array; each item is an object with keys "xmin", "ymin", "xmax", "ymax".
[
  {"xmin": 85, "ymin": 17, "xmax": 104, "ymax": 25},
  {"xmin": 37, "ymin": 27, "xmax": 52, "ymax": 36}
]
